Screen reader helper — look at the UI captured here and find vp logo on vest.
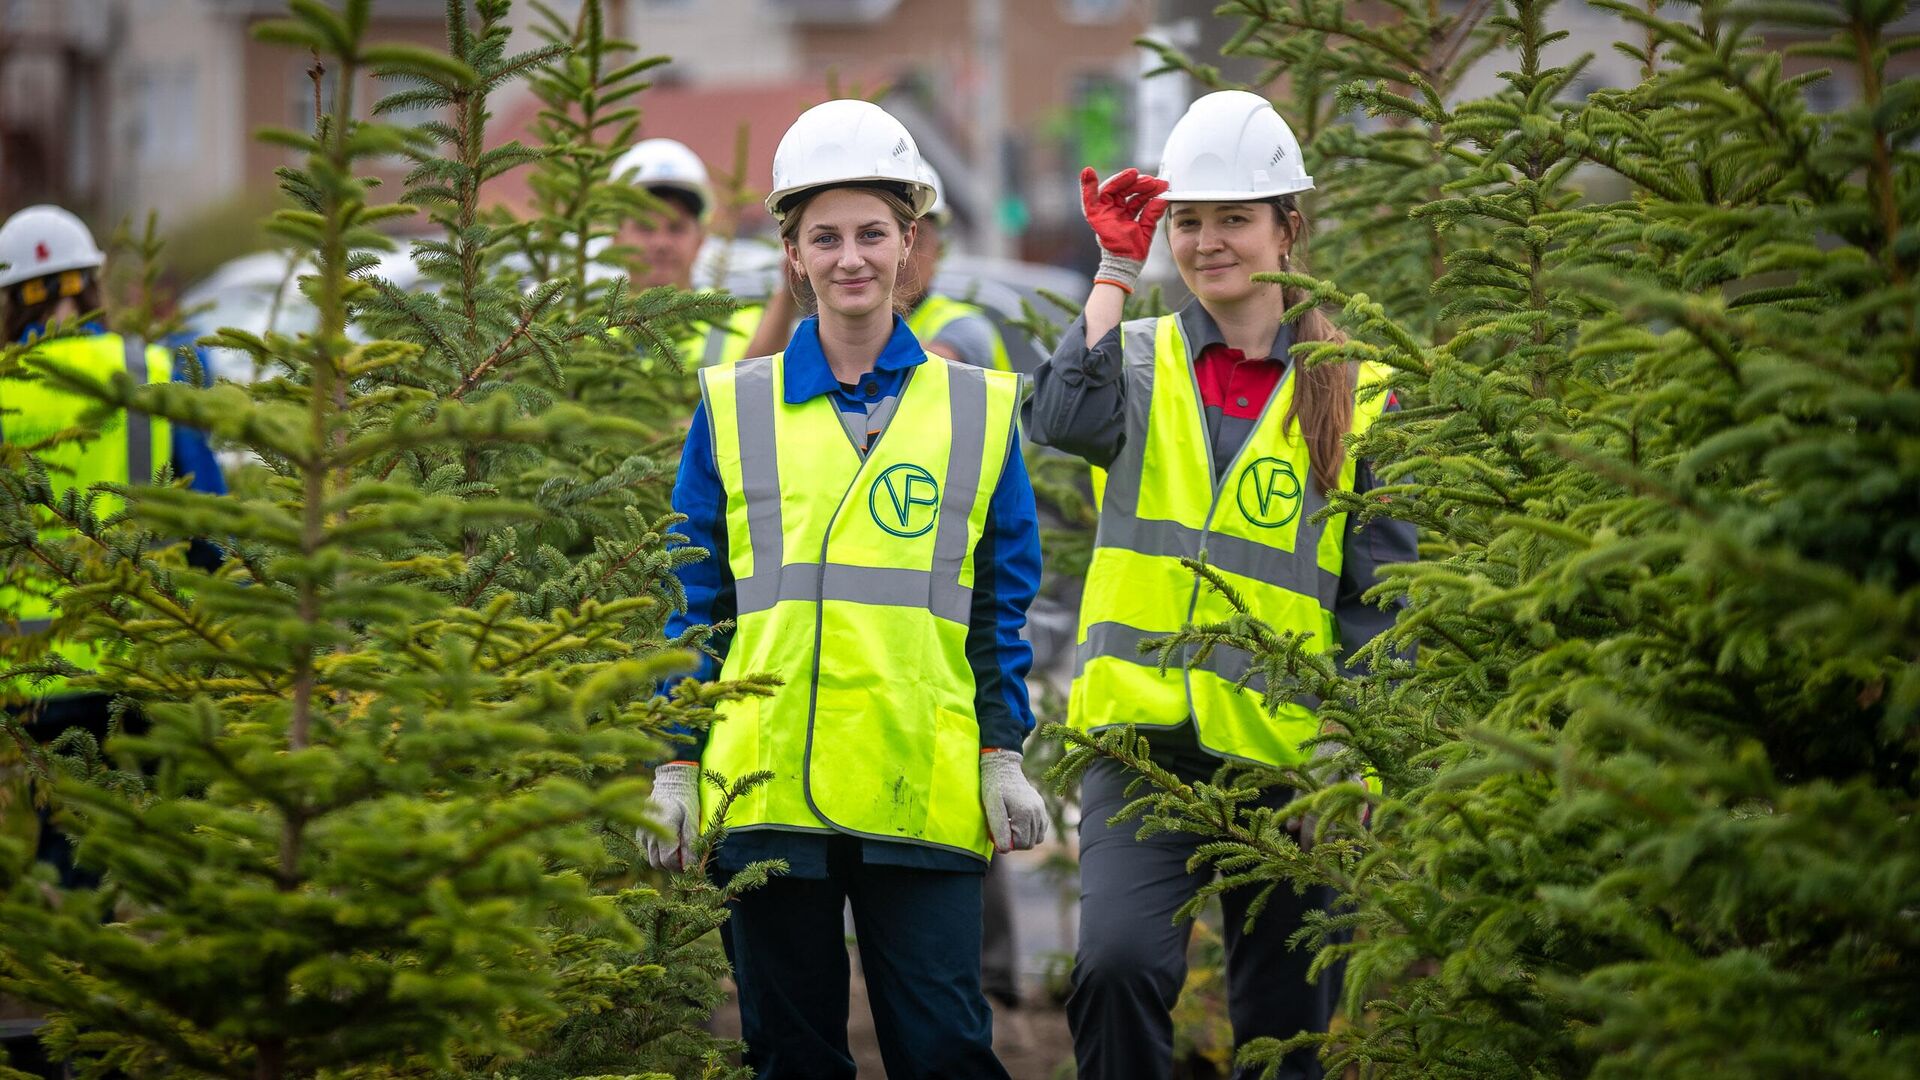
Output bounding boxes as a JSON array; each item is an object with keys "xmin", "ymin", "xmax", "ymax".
[
  {"xmin": 870, "ymin": 463, "xmax": 941, "ymax": 538},
  {"xmin": 1236, "ymin": 457, "xmax": 1302, "ymax": 528}
]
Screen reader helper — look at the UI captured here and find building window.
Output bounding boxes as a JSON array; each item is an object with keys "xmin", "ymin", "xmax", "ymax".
[
  {"xmin": 1061, "ymin": 0, "xmax": 1130, "ymax": 24},
  {"xmin": 136, "ymin": 65, "xmax": 199, "ymax": 167},
  {"xmin": 1803, "ymin": 70, "xmax": 1853, "ymax": 115},
  {"xmin": 369, "ymin": 71, "xmax": 446, "ymax": 164},
  {"xmin": 370, "ymin": 72, "xmax": 442, "ymax": 133}
]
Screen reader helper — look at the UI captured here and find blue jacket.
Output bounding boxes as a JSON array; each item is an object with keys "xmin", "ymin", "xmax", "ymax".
[{"xmin": 665, "ymin": 315, "xmax": 1042, "ymax": 876}]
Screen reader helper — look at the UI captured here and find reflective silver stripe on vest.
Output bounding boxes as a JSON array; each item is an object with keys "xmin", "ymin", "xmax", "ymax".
[
  {"xmin": 701, "ymin": 321, "xmax": 731, "ymax": 367},
  {"xmin": 928, "ymin": 365, "xmax": 989, "ymax": 622},
  {"xmin": 1097, "ymin": 515, "xmax": 1337, "ymax": 602},
  {"xmin": 734, "ymin": 360, "xmax": 784, "ymax": 576},
  {"xmin": 1072, "ymin": 620, "xmax": 1323, "ymax": 708},
  {"xmin": 732, "ymin": 360, "xmax": 991, "ymax": 627},
  {"xmin": 1091, "ymin": 320, "xmax": 1160, "ymax": 524},
  {"xmin": 0, "ymin": 618, "xmax": 53, "ymax": 638},
  {"xmin": 735, "ymin": 562, "xmax": 972, "ymax": 625},
  {"xmin": 124, "ymin": 337, "xmax": 153, "ymax": 485}
]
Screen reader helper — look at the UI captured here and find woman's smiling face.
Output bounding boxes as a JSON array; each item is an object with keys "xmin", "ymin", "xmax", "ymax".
[
  {"xmin": 1167, "ymin": 201, "xmax": 1296, "ymax": 307},
  {"xmin": 786, "ymin": 187, "xmax": 915, "ymax": 320}
]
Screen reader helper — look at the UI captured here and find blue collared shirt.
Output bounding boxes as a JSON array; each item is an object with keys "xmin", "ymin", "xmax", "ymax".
[{"xmin": 664, "ymin": 314, "xmax": 1042, "ymax": 876}]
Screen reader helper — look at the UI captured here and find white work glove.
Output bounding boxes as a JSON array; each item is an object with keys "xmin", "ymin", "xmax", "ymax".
[
  {"xmin": 980, "ymin": 749, "xmax": 1048, "ymax": 854},
  {"xmin": 639, "ymin": 762, "xmax": 700, "ymax": 870}
]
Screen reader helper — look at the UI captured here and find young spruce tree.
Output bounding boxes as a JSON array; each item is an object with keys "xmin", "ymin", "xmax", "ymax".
[
  {"xmin": 0, "ymin": 1, "xmax": 768, "ymax": 1076},
  {"xmin": 1053, "ymin": 1, "xmax": 1919, "ymax": 1077}
]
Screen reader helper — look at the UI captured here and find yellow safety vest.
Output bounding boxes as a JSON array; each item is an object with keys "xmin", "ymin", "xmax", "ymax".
[
  {"xmin": 908, "ymin": 294, "xmax": 1012, "ymax": 372},
  {"xmin": 1068, "ymin": 314, "xmax": 1391, "ymax": 767},
  {"xmin": 0, "ymin": 333, "xmax": 172, "ymax": 698},
  {"xmin": 678, "ymin": 303, "xmax": 765, "ymax": 369},
  {"xmin": 698, "ymin": 352, "xmax": 1022, "ymax": 859}
]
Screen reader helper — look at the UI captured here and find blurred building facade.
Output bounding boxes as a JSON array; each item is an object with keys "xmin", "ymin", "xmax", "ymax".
[
  {"xmin": 3, "ymin": 0, "xmax": 1911, "ymax": 277},
  {"xmin": 1, "ymin": 0, "xmax": 120, "ymax": 217},
  {"xmin": 1, "ymin": 0, "xmax": 447, "ymax": 238},
  {"xmin": 613, "ymin": 0, "xmax": 1151, "ymax": 262}
]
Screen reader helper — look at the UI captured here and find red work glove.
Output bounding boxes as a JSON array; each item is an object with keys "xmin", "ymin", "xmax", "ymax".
[{"xmin": 1079, "ymin": 166, "xmax": 1170, "ymax": 261}]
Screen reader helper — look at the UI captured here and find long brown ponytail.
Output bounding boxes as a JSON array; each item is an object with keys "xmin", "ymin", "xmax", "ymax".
[{"xmin": 1267, "ymin": 195, "xmax": 1355, "ymax": 493}]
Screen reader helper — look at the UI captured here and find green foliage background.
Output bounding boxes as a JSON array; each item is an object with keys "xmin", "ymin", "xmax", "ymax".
[
  {"xmin": 1057, "ymin": 0, "xmax": 1920, "ymax": 1077},
  {"xmin": 0, "ymin": 2, "xmax": 768, "ymax": 1077},
  {"xmin": 2, "ymin": 0, "xmax": 1916, "ymax": 1077}
]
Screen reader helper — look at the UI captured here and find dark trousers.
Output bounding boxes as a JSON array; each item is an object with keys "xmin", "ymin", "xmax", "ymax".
[
  {"xmin": 721, "ymin": 836, "xmax": 1009, "ymax": 1080},
  {"xmin": 3, "ymin": 694, "xmax": 126, "ymax": 1080},
  {"xmin": 1067, "ymin": 760, "xmax": 1342, "ymax": 1080},
  {"xmin": 10, "ymin": 694, "xmax": 124, "ymax": 890}
]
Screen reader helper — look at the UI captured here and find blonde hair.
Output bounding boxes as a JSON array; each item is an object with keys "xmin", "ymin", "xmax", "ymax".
[{"xmin": 778, "ymin": 183, "xmax": 919, "ymax": 317}]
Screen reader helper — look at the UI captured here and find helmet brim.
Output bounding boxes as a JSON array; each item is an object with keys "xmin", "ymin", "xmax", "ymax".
[
  {"xmin": 766, "ymin": 178, "xmax": 938, "ymax": 222},
  {"xmin": 640, "ymin": 180, "xmax": 714, "ymax": 223},
  {"xmin": 1158, "ymin": 178, "xmax": 1315, "ymax": 202}
]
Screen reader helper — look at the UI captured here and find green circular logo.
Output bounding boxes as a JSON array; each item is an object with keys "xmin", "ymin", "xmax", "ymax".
[
  {"xmin": 870, "ymin": 463, "xmax": 941, "ymax": 538},
  {"xmin": 1236, "ymin": 457, "xmax": 1302, "ymax": 528}
]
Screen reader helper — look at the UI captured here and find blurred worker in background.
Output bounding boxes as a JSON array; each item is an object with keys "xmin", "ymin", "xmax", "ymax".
[
  {"xmin": 613, "ymin": 137, "xmax": 766, "ymax": 368},
  {"xmin": 0, "ymin": 202, "xmax": 227, "ymax": 879},
  {"xmin": 901, "ymin": 162, "xmax": 1012, "ymax": 373}
]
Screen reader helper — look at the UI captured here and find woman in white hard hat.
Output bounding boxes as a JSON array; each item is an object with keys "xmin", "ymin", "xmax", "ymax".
[
  {"xmin": 1027, "ymin": 90, "xmax": 1417, "ymax": 1080},
  {"xmin": 640, "ymin": 99, "xmax": 1046, "ymax": 1079},
  {"xmin": 611, "ymin": 137, "xmax": 766, "ymax": 368},
  {"xmin": 0, "ymin": 204, "xmax": 227, "ymax": 886}
]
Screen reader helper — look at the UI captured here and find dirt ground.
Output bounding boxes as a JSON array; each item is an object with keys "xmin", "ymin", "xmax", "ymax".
[{"xmin": 709, "ymin": 962, "xmax": 1077, "ymax": 1079}]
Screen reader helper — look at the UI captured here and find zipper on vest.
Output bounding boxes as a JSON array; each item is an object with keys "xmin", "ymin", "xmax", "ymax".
[
  {"xmin": 799, "ymin": 366, "xmax": 920, "ymax": 836},
  {"xmin": 1182, "ymin": 318, "xmax": 1297, "ymax": 621},
  {"xmin": 1177, "ymin": 316, "xmax": 1297, "ymax": 747}
]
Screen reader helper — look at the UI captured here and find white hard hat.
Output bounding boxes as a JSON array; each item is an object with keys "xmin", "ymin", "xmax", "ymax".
[
  {"xmin": 1158, "ymin": 90, "xmax": 1312, "ymax": 202},
  {"xmin": 766, "ymin": 99, "xmax": 936, "ymax": 223},
  {"xmin": 613, "ymin": 137, "xmax": 715, "ymax": 222},
  {"xmin": 918, "ymin": 161, "xmax": 953, "ymax": 226},
  {"xmin": 0, "ymin": 204, "xmax": 106, "ymax": 290}
]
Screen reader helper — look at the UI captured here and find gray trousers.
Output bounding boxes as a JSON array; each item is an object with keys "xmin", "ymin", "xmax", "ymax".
[{"xmin": 1067, "ymin": 759, "xmax": 1342, "ymax": 1080}]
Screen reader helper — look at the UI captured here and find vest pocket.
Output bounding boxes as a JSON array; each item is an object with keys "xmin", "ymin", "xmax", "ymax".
[
  {"xmin": 701, "ymin": 695, "xmax": 764, "ymax": 830},
  {"xmin": 807, "ymin": 691, "xmax": 936, "ymax": 841},
  {"xmin": 931, "ymin": 704, "xmax": 985, "ymax": 849}
]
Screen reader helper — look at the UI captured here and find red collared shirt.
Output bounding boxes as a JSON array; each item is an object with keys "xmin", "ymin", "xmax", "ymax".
[
  {"xmin": 1190, "ymin": 343, "xmax": 1285, "ymax": 479},
  {"xmin": 1194, "ymin": 342, "xmax": 1284, "ymax": 419}
]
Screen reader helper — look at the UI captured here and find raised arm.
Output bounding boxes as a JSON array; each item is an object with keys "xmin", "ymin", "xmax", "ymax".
[{"xmin": 1021, "ymin": 168, "xmax": 1167, "ymax": 468}]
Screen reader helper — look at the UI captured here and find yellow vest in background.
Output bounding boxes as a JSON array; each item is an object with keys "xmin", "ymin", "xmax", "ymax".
[
  {"xmin": 908, "ymin": 294, "xmax": 1012, "ymax": 372},
  {"xmin": 0, "ymin": 333, "xmax": 172, "ymax": 698},
  {"xmin": 680, "ymin": 303, "xmax": 766, "ymax": 369}
]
